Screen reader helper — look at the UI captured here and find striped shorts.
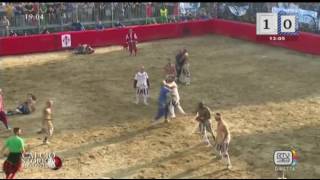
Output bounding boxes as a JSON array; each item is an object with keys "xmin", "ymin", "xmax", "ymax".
[
  {"xmin": 216, "ymin": 142, "xmax": 229, "ymax": 155},
  {"xmin": 136, "ymin": 87, "xmax": 148, "ymax": 96}
]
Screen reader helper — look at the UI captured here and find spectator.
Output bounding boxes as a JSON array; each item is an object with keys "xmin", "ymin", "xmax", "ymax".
[
  {"xmin": 72, "ymin": 20, "xmax": 85, "ymax": 31},
  {"xmin": 160, "ymin": 5, "xmax": 168, "ymax": 23},
  {"xmin": 41, "ymin": 27, "xmax": 50, "ymax": 34},
  {"xmin": 1, "ymin": 16, "xmax": 10, "ymax": 37},
  {"xmin": 173, "ymin": 3, "xmax": 180, "ymax": 20},
  {"xmin": 95, "ymin": 20, "xmax": 104, "ymax": 30},
  {"xmin": 114, "ymin": 20, "xmax": 125, "ymax": 28},
  {"xmin": 145, "ymin": 2, "xmax": 153, "ymax": 24},
  {"xmin": 9, "ymin": 30, "xmax": 17, "ymax": 37},
  {"xmin": 5, "ymin": 3, "xmax": 14, "ymax": 22}
]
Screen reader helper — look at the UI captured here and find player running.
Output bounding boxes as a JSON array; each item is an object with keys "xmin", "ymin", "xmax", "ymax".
[{"xmin": 1, "ymin": 128, "xmax": 25, "ymax": 179}]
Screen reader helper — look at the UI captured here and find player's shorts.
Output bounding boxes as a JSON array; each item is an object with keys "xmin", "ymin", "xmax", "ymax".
[
  {"xmin": 136, "ymin": 87, "xmax": 148, "ymax": 96},
  {"xmin": 216, "ymin": 142, "xmax": 229, "ymax": 155},
  {"xmin": 3, "ymin": 153, "xmax": 22, "ymax": 175}
]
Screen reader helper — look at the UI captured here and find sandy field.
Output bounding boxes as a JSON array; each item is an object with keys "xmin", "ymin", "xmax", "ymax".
[{"xmin": 0, "ymin": 35, "xmax": 319, "ymax": 179}]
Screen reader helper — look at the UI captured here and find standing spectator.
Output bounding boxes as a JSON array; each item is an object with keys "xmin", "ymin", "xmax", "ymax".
[
  {"xmin": 88, "ymin": 3, "xmax": 95, "ymax": 21},
  {"xmin": 160, "ymin": 5, "xmax": 168, "ymax": 23},
  {"xmin": 95, "ymin": 20, "xmax": 104, "ymax": 30},
  {"xmin": 145, "ymin": 2, "xmax": 153, "ymax": 24},
  {"xmin": 15, "ymin": 3, "xmax": 25, "ymax": 27},
  {"xmin": 1, "ymin": 16, "xmax": 10, "ymax": 37},
  {"xmin": 65, "ymin": 3, "xmax": 73, "ymax": 22},
  {"xmin": 173, "ymin": 3, "xmax": 180, "ymax": 20},
  {"xmin": 5, "ymin": 3, "xmax": 14, "ymax": 22}
]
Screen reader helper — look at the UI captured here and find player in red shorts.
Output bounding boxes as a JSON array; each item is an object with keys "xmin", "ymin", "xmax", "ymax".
[
  {"xmin": 1, "ymin": 128, "xmax": 25, "ymax": 179},
  {"xmin": 126, "ymin": 29, "xmax": 138, "ymax": 56}
]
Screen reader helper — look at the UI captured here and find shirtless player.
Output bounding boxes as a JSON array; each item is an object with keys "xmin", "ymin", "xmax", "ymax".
[
  {"xmin": 214, "ymin": 112, "xmax": 232, "ymax": 170},
  {"xmin": 43, "ymin": 100, "xmax": 54, "ymax": 145}
]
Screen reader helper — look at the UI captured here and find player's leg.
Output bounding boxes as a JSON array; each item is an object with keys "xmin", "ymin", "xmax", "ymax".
[
  {"xmin": 133, "ymin": 43, "xmax": 137, "ymax": 56},
  {"xmin": 0, "ymin": 111, "xmax": 10, "ymax": 129},
  {"xmin": 143, "ymin": 88, "xmax": 148, "ymax": 105},
  {"xmin": 176, "ymin": 101, "xmax": 186, "ymax": 115},
  {"xmin": 135, "ymin": 88, "xmax": 140, "ymax": 104},
  {"xmin": 222, "ymin": 143, "xmax": 232, "ymax": 169},
  {"xmin": 168, "ymin": 102, "xmax": 176, "ymax": 118},
  {"xmin": 129, "ymin": 43, "xmax": 133, "ymax": 56}
]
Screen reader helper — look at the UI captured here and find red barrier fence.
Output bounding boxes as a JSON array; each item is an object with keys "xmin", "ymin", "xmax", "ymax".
[{"xmin": 1, "ymin": 19, "xmax": 320, "ymax": 56}]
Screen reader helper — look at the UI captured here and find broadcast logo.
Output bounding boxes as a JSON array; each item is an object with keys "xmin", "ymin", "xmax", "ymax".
[{"xmin": 274, "ymin": 150, "xmax": 298, "ymax": 171}]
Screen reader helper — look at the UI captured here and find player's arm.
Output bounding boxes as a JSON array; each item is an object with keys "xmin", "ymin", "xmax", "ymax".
[
  {"xmin": 147, "ymin": 78, "xmax": 150, "ymax": 88},
  {"xmin": 223, "ymin": 125, "xmax": 230, "ymax": 143},
  {"xmin": 133, "ymin": 80, "xmax": 137, "ymax": 89}
]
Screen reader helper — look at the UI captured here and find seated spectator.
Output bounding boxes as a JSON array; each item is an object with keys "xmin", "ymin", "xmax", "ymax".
[
  {"xmin": 114, "ymin": 21, "xmax": 125, "ymax": 28},
  {"xmin": 41, "ymin": 28, "xmax": 50, "ymax": 34},
  {"xmin": 6, "ymin": 94, "xmax": 37, "ymax": 116},
  {"xmin": 95, "ymin": 20, "xmax": 104, "ymax": 30},
  {"xmin": 9, "ymin": 30, "xmax": 17, "ymax": 37},
  {"xmin": 74, "ymin": 44, "xmax": 95, "ymax": 55},
  {"xmin": 72, "ymin": 20, "xmax": 85, "ymax": 31}
]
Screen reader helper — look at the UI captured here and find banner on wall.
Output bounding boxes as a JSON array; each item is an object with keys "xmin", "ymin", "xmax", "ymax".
[
  {"xmin": 272, "ymin": 7, "xmax": 318, "ymax": 25},
  {"xmin": 179, "ymin": 3, "xmax": 201, "ymax": 15},
  {"xmin": 228, "ymin": 5, "xmax": 249, "ymax": 17},
  {"xmin": 61, "ymin": 34, "xmax": 71, "ymax": 48}
]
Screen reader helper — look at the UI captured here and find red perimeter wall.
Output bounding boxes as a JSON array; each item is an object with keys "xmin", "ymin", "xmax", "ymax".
[{"xmin": 1, "ymin": 19, "xmax": 320, "ymax": 56}]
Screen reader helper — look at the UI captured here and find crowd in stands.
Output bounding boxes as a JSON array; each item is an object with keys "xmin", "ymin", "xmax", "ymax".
[{"xmin": 0, "ymin": 2, "xmax": 212, "ymax": 37}]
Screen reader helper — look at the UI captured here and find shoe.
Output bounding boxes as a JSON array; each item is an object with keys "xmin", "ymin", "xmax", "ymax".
[
  {"xmin": 144, "ymin": 102, "xmax": 149, "ymax": 106},
  {"xmin": 7, "ymin": 127, "xmax": 11, "ymax": 131},
  {"xmin": 43, "ymin": 141, "xmax": 50, "ymax": 145},
  {"xmin": 165, "ymin": 119, "xmax": 170, "ymax": 123},
  {"xmin": 227, "ymin": 164, "xmax": 232, "ymax": 170},
  {"xmin": 151, "ymin": 120, "xmax": 160, "ymax": 126}
]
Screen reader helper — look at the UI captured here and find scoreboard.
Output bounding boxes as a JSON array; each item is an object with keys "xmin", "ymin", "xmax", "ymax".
[{"xmin": 256, "ymin": 12, "xmax": 299, "ymax": 41}]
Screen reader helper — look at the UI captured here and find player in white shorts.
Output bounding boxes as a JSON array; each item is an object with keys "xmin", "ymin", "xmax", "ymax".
[{"xmin": 133, "ymin": 66, "xmax": 150, "ymax": 105}]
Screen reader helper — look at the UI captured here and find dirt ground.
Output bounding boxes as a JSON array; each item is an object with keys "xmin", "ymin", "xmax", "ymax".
[{"xmin": 0, "ymin": 35, "xmax": 319, "ymax": 179}]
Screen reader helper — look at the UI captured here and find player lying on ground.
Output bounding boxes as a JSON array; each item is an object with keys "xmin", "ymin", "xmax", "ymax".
[
  {"xmin": 6, "ymin": 94, "xmax": 37, "ymax": 116},
  {"xmin": 162, "ymin": 76, "xmax": 186, "ymax": 119},
  {"xmin": 0, "ymin": 89, "xmax": 11, "ymax": 130},
  {"xmin": 74, "ymin": 44, "xmax": 95, "ymax": 55}
]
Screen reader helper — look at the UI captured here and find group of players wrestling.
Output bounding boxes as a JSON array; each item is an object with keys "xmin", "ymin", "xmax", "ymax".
[{"xmin": 131, "ymin": 34, "xmax": 232, "ymax": 170}]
